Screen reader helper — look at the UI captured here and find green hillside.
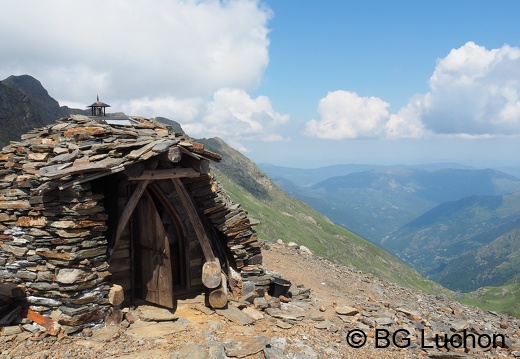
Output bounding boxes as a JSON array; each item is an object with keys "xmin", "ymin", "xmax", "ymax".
[
  {"xmin": 436, "ymin": 228, "xmax": 520, "ymax": 292},
  {"xmin": 199, "ymin": 137, "xmax": 448, "ymax": 294},
  {"xmin": 459, "ymin": 279, "xmax": 520, "ymax": 318},
  {"xmin": 387, "ymin": 192, "xmax": 520, "ymax": 286}
]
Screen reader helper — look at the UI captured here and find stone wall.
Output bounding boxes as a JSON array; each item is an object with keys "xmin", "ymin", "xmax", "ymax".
[{"xmin": 0, "ymin": 183, "xmax": 111, "ymax": 333}]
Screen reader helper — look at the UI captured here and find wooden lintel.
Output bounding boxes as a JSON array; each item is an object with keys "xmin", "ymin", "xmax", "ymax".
[{"xmin": 128, "ymin": 168, "xmax": 200, "ymax": 180}]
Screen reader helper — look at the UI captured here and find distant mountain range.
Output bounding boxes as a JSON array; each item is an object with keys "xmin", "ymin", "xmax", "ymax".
[
  {"xmin": 262, "ymin": 163, "xmax": 520, "ymax": 302},
  {"xmin": 2, "ymin": 74, "xmax": 518, "ymax": 316},
  {"xmin": 266, "ymin": 166, "xmax": 520, "ymax": 242},
  {"xmin": 0, "ymin": 74, "xmax": 446, "ymax": 293}
]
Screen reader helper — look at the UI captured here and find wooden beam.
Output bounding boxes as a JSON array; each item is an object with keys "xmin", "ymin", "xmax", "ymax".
[
  {"xmin": 192, "ymin": 158, "xmax": 209, "ymax": 175},
  {"xmin": 168, "ymin": 147, "xmax": 183, "ymax": 163},
  {"xmin": 172, "ymin": 178, "xmax": 215, "ymax": 262},
  {"xmin": 59, "ymin": 165, "xmax": 125, "ymax": 190},
  {"xmin": 0, "ymin": 306, "xmax": 22, "ymax": 326},
  {"xmin": 108, "ymin": 180, "xmax": 149, "ymax": 262},
  {"xmin": 127, "ymin": 168, "xmax": 200, "ymax": 180},
  {"xmin": 172, "ymin": 178, "xmax": 221, "ymax": 289},
  {"xmin": 0, "ymin": 283, "xmax": 25, "ymax": 298}
]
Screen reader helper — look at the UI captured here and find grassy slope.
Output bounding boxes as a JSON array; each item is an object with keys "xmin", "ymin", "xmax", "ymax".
[
  {"xmin": 201, "ymin": 137, "xmax": 449, "ymax": 295},
  {"xmin": 459, "ymin": 280, "xmax": 520, "ymax": 318}
]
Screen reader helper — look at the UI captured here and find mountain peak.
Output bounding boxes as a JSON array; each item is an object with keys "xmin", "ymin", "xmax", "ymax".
[{"xmin": 2, "ymin": 74, "xmax": 59, "ymax": 108}]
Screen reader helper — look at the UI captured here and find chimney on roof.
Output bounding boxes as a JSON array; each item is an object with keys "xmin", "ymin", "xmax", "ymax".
[{"xmin": 87, "ymin": 95, "xmax": 111, "ymax": 117}]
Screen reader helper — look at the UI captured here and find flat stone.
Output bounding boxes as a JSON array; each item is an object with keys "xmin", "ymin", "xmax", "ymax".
[
  {"xmin": 56, "ymin": 268, "xmax": 92, "ymax": 284},
  {"xmin": 178, "ymin": 342, "xmax": 207, "ymax": 359},
  {"xmin": 314, "ymin": 320, "xmax": 334, "ymax": 330},
  {"xmin": 216, "ymin": 305, "xmax": 254, "ymax": 325},
  {"xmin": 194, "ymin": 304, "xmax": 215, "ymax": 315},
  {"xmin": 242, "ymin": 307, "xmax": 264, "ymax": 321},
  {"xmin": 253, "ymin": 297, "xmax": 268, "ymax": 310},
  {"xmin": 276, "ymin": 320, "xmax": 293, "ymax": 329},
  {"xmin": 335, "ymin": 305, "xmax": 358, "ymax": 316},
  {"xmin": 264, "ymin": 347, "xmax": 287, "ymax": 359},
  {"xmin": 105, "ymin": 350, "xmax": 172, "ymax": 359},
  {"xmin": 242, "ymin": 281, "xmax": 256, "ymax": 295},
  {"xmin": 207, "ymin": 343, "xmax": 226, "ymax": 359},
  {"xmin": 265, "ymin": 308, "xmax": 304, "ymax": 321},
  {"xmin": 2, "ymin": 326, "xmax": 22, "ymax": 336},
  {"xmin": 450, "ymin": 320, "xmax": 470, "ymax": 332},
  {"xmin": 138, "ymin": 305, "xmax": 178, "ymax": 322},
  {"xmin": 16, "ymin": 216, "xmax": 47, "ymax": 228},
  {"xmin": 0, "ymin": 200, "xmax": 31, "ymax": 210},
  {"xmin": 1, "ymin": 244, "xmax": 28, "ymax": 257},
  {"xmin": 88, "ymin": 325, "xmax": 120, "ymax": 342},
  {"xmin": 125, "ymin": 320, "xmax": 189, "ymax": 339},
  {"xmin": 309, "ymin": 314, "xmax": 326, "ymax": 321},
  {"xmin": 152, "ymin": 140, "xmax": 178, "ymax": 153},
  {"xmin": 375, "ymin": 316, "xmax": 394, "ymax": 326},
  {"xmin": 223, "ymin": 336, "xmax": 270, "ymax": 358}
]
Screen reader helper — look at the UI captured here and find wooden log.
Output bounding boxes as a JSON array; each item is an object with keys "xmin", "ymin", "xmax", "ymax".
[
  {"xmin": 172, "ymin": 178, "xmax": 221, "ymax": 289},
  {"xmin": 168, "ymin": 147, "xmax": 183, "ymax": 163},
  {"xmin": 202, "ymin": 259, "xmax": 221, "ymax": 289},
  {"xmin": 192, "ymin": 158, "xmax": 209, "ymax": 175},
  {"xmin": 0, "ymin": 283, "xmax": 25, "ymax": 298},
  {"xmin": 208, "ymin": 273, "xmax": 228, "ymax": 309},
  {"xmin": 208, "ymin": 289, "xmax": 227, "ymax": 309},
  {"xmin": 124, "ymin": 163, "xmax": 145, "ymax": 178},
  {"xmin": 172, "ymin": 178, "xmax": 215, "ymax": 262},
  {"xmin": 127, "ymin": 168, "xmax": 200, "ymax": 180},
  {"xmin": 58, "ymin": 164, "xmax": 125, "ymax": 190}
]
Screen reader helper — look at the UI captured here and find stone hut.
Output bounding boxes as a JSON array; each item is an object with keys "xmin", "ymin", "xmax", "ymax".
[{"xmin": 0, "ymin": 114, "xmax": 266, "ymax": 333}]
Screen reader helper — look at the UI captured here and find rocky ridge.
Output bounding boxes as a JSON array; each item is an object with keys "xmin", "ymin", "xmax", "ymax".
[{"xmin": 1, "ymin": 241, "xmax": 519, "ymax": 358}]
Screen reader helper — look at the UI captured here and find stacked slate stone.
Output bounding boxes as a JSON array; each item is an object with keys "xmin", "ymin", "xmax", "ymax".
[
  {"xmin": 0, "ymin": 115, "xmax": 200, "ymax": 332},
  {"xmin": 184, "ymin": 173, "xmax": 266, "ymax": 283},
  {"xmin": 0, "ymin": 183, "xmax": 111, "ymax": 333},
  {"xmin": 0, "ymin": 114, "xmax": 268, "ymax": 330}
]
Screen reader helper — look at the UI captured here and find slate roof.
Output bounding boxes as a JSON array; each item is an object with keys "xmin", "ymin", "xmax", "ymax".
[{"xmin": 0, "ymin": 114, "xmax": 221, "ymax": 194}]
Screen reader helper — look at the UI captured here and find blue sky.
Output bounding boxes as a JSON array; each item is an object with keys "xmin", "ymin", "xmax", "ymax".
[{"xmin": 1, "ymin": 1, "xmax": 520, "ymax": 168}]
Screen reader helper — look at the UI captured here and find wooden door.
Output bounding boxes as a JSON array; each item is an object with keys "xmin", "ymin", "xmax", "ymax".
[{"xmin": 135, "ymin": 192, "xmax": 174, "ymax": 308}]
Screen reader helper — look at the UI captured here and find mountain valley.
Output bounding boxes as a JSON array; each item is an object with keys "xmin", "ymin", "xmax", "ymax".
[{"xmin": 1, "ymin": 74, "xmax": 519, "ymax": 319}]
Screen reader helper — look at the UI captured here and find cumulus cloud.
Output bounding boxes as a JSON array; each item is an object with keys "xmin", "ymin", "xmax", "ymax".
[
  {"xmin": 0, "ymin": 0, "xmax": 293, "ymax": 146},
  {"xmin": 115, "ymin": 88, "xmax": 289, "ymax": 150},
  {"xmin": 0, "ymin": 0, "xmax": 271, "ymax": 105},
  {"xmin": 303, "ymin": 90, "xmax": 390, "ymax": 139},
  {"xmin": 421, "ymin": 41, "xmax": 520, "ymax": 136},
  {"xmin": 306, "ymin": 42, "xmax": 520, "ymax": 140},
  {"xmin": 183, "ymin": 88, "xmax": 289, "ymax": 146}
]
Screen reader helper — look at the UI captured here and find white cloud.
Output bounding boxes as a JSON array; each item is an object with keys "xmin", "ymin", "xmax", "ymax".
[
  {"xmin": 119, "ymin": 97, "xmax": 203, "ymax": 122},
  {"xmin": 421, "ymin": 41, "xmax": 520, "ymax": 136},
  {"xmin": 303, "ymin": 91, "xmax": 390, "ymax": 139},
  {"xmin": 182, "ymin": 88, "xmax": 289, "ymax": 143},
  {"xmin": 305, "ymin": 42, "xmax": 520, "ymax": 140},
  {"xmin": 0, "ymin": 0, "xmax": 292, "ymax": 146},
  {"xmin": 385, "ymin": 95, "xmax": 427, "ymax": 139},
  {"xmin": 0, "ymin": 0, "xmax": 271, "ymax": 105}
]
